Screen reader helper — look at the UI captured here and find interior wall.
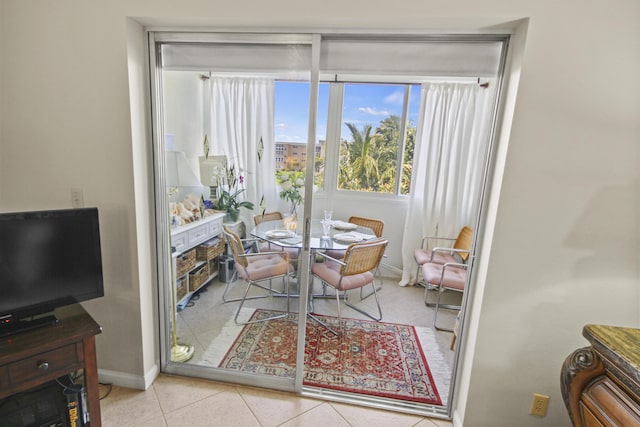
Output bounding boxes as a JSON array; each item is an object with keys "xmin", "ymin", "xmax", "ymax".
[
  {"xmin": 0, "ymin": 1, "xmax": 638, "ymax": 426},
  {"xmin": 0, "ymin": 2, "xmax": 3, "ymax": 197}
]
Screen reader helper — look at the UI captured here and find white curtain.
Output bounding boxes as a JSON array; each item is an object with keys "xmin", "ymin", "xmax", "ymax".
[
  {"xmin": 207, "ymin": 77, "xmax": 278, "ymax": 225},
  {"xmin": 399, "ymin": 82, "xmax": 494, "ymax": 286}
]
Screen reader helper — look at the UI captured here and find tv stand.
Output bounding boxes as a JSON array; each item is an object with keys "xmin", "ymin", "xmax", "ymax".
[
  {"xmin": 0, "ymin": 304, "xmax": 102, "ymax": 426},
  {"xmin": 0, "ymin": 314, "xmax": 58, "ymax": 336}
]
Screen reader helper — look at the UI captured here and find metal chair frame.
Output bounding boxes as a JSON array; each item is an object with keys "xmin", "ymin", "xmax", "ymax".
[
  {"xmin": 222, "ymin": 226, "xmax": 292, "ymax": 325},
  {"xmin": 311, "ymin": 239, "xmax": 388, "ymax": 334},
  {"xmin": 423, "ymin": 261, "xmax": 468, "ymax": 332},
  {"xmin": 414, "ymin": 226, "xmax": 472, "ymax": 287},
  {"xmin": 323, "ymin": 216, "xmax": 385, "ymax": 300}
]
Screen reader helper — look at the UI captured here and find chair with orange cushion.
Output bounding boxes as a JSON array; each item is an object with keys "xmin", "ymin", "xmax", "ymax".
[{"xmin": 414, "ymin": 226, "xmax": 472, "ymax": 285}]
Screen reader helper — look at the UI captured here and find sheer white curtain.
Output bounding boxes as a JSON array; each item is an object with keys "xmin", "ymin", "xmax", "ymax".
[
  {"xmin": 208, "ymin": 77, "xmax": 278, "ymax": 225},
  {"xmin": 399, "ymin": 82, "xmax": 493, "ymax": 286}
]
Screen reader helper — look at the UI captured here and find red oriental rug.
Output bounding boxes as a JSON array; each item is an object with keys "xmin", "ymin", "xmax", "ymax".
[{"xmin": 218, "ymin": 310, "xmax": 442, "ymax": 405}]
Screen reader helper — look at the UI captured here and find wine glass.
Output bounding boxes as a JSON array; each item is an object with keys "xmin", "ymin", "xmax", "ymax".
[
  {"xmin": 321, "ymin": 220, "xmax": 331, "ymax": 239},
  {"xmin": 323, "ymin": 210, "xmax": 333, "ymax": 221}
]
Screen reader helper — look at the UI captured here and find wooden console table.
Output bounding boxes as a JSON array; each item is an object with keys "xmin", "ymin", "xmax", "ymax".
[
  {"xmin": 0, "ymin": 304, "xmax": 102, "ymax": 426},
  {"xmin": 561, "ymin": 324, "xmax": 640, "ymax": 426}
]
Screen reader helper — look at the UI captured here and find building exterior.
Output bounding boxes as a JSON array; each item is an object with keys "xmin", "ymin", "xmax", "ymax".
[{"xmin": 275, "ymin": 140, "xmax": 326, "ymax": 170}]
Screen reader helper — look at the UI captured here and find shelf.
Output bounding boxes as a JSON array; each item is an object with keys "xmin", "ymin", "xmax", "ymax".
[{"xmin": 170, "ymin": 213, "xmax": 225, "ymax": 312}]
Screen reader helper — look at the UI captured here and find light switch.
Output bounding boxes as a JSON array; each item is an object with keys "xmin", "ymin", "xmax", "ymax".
[{"xmin": 71, "ymin": 188, "xmax": 84, "ymax": 208}]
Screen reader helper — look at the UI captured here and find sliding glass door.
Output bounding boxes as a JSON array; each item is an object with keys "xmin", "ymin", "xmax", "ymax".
[
  {"xmin": 150, "ymin": 32, "xmax": 316, "ymax": 392},
  {"xmin": 149, "ymin": 30, "xmax": 509, "ymax": 418}
]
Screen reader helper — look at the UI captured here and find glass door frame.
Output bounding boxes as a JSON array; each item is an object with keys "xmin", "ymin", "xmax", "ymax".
[
  {"xmin": 149, "ymin": 29, "xmax": 510, "ymax": 419},
  {"xmin": 149, "ymin": 31, "xmax": 316, "ymax": 393}
]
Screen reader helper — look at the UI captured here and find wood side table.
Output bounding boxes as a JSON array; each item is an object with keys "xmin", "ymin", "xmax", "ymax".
[
  {"xmin": 0, "ymin": 304, "xmax": 103, "ymax": 426},
  {"xmin": 561, "ymin": 324, "xmax": 640, "ymax": 426}
]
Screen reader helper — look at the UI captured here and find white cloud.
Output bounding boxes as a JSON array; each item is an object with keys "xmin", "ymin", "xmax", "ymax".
[
  {"xmin": 275, "ymin": 122, "xmax": 287, "ymax": 130},
  {"xmin": 384, "ymin": 90, "xmax": 405, "ymax": 105},
  {"xmin": 357, "ymin": 107, "xmax": 390, "ymax": 116}
]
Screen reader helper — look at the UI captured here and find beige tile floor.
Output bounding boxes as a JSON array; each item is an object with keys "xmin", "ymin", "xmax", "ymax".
[
  {"xmin": 103, "ymin": 274, "xmax": 461, "ymax": 426},
  {"xmin": 100, "ymin": 373, "xmax": 454, "ymax": 427}
]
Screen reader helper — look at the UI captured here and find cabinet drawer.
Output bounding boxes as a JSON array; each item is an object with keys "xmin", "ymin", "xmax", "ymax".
[
  {"xmin": 172, "ymin": 232, "xmax": 188, "ymax": 252},
  {"xmin": 188, "ymin": 223, "xmax": 210, "ymax": 247},
  {"xmin": 8, "ymin": 344, "xmax": 81, "ymax": 386},
  {"xmin": 209, "ymin": 218, "xmax": 222, "ymax": 236}
]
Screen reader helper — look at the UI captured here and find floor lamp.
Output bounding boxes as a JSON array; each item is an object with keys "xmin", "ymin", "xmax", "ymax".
[
  {"xmin": 166, "ymin": 150, "xmax": 203, "ymax": 363},
  {"xmin": 170, "ymin": 270, "xmax": 194, "ymax": 363}
]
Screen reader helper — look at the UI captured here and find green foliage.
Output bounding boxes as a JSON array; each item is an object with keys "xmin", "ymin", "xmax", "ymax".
[
  {"xmin": 276, "ymin": 170, "xmax": 304, "ymax": 213},
  {"xmin": 214, "ymin": 188, "xmax": 254, "ymax": 222},
  {"xmin": 213, "ymin": 161, "xmax": 254, "ymax": 221},
  {"xmin": 338, "ymin": 114, "xmax": 415, "ymax": 194}
]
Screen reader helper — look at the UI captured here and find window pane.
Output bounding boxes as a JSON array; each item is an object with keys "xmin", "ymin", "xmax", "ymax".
[
  {"xmin": 274, "ymin": 81, "xmax": 328, "ymax": 191},
  {"xmin": 401, "ymin": 84, "xmax": 420, "ymax": 195},
  {"xmin": 338, "ymin": 83, "xmax": 416, "ymax": 194}
]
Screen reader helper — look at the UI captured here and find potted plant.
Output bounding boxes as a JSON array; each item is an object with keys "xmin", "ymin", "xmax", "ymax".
[
  {"xmin": 214, "ymin": 162, "xmax": 254, "ymax": 222},
  {"xmin": 276, "ymin": 170, "xmax": 304, "ymax": 216}
]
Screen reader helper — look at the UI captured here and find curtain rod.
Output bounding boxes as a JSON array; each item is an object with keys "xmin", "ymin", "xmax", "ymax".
[{"xmin": 200, "ymin": 72, "xmax": 490, "ymax": 87}]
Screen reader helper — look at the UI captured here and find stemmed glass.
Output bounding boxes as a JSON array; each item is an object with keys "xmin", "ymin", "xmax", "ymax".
[
  {"xmin": 321, "ymin": 220, "xmax": 331, "ymax": 239},
  {"xmin": 321, "ymin": 210, "xmax": 333, "ymax": 239}
]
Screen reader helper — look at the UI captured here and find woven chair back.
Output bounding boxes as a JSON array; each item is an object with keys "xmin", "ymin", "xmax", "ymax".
[
  {"xmin": 223, "ymin": 226, "xmax": 248, "ymax": 268},
  {"xmin": 253, "ymin": 211, "xmax": 283, "ymax": 226},
  {"xmin": 454, "ymin": 226, "xmax": 473, "ymax": 262},
  {"xmin": 342, "ymin": 239, "xmax": 388, "ymax": 276},
  {"xmin": 348, "ymin": 216, "xmax": 384, "ymax": 238}
]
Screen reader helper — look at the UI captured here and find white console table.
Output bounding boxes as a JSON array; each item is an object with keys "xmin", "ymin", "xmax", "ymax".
[{"xmin": 170, "ymin": 213, "xmax": 225, "ymax": 309}]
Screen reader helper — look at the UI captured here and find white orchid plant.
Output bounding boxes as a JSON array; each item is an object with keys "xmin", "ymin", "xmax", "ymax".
[{"xmin": 276, "ymin": 170, "xmax": 304, "ymax": 214}]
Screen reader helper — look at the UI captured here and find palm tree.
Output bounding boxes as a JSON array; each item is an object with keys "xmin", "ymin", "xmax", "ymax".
[{"xmin": 344, "ymin": 122, "xmax": 379, "ymax": 190}]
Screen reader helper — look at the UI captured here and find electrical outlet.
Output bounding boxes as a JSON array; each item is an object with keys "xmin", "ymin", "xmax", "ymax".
[
  {"xmin": 71, "ymin": 188, "xmax": 84, "ymax": 208},
  {"xmin": 529, "ymin": 393, "xmax": 550, "ymax": 417}
]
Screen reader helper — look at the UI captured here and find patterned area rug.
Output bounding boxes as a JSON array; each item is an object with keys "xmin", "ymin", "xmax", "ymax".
[{"xmin": 219, "ymin": 309, "xmax": 442, "ymax": 405}]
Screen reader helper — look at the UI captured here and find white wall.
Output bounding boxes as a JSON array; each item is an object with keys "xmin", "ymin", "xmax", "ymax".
[{"xmin": 1, "ymin": 1, "xmax": 638, "ymax": 426}]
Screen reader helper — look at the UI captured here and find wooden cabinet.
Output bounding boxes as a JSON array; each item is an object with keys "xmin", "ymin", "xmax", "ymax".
[
  {"xmin": 561, "ymin": 324, "xmax": 640, "ymax": 426},
  {"xmin": 0, "ymin": 304, "xmax": 102, "ymax": 426},
  {"xmin": 171, "ymin": 213, "xmax": 225, "ymax": 309}
]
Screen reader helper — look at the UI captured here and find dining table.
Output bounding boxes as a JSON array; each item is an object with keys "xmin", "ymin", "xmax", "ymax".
[
  {"xmin": 249, "ymin": 218, "xmax": 379, "ymax": 252},
  {"xmin": 248, "ymin": 217, "xmax": 381, "ymax": 334}
]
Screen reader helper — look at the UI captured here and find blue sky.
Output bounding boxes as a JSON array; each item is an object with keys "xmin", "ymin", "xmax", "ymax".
[{"xmin": 274, "ymin": 81, "xmax": 420, "ymax": 144}]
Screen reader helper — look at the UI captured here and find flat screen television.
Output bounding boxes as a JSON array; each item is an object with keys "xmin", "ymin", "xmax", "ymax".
[{"xmin": 0, "ymin": 207, "xmax": 104, "ymax": 335}]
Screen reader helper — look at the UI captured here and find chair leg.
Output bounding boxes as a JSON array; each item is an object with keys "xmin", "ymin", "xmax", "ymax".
[
  {"xmin": 415, "ymin": 263, "xmax": 425, "ymax": 287},
  {"xmin": 424, "ymin": 285, "xmax": 462, "ymax": 310},
  {"xmin": 426, "ymin": 283, "xmax": 456, "ymax": 332},
  {"xmin": 233, "ymin": 277, "xmax": 289, "ymax": 325},
  {"xmin": 359, "ymin": 265, "xmax": 383, "ymax": 300},
  {"xmin": 223, "ymin": 275, "xmax": 287, "ymax": 303},
  {"xmin": 345, "ymin": 281, "xmax": 382, "ymax": 321}
]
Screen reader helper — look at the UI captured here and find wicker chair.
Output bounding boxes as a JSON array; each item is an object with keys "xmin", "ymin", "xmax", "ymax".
[
  {"xmin": 324, "ymin": 216, "xmax": 385, "ymax": 297},
  {"xmin": 414, "ymin": 226, "xmax": 472, "ymax": 285},
  {"xmin": 347, "ymin": 216, "xmax": 384, "ymax": 238},
  {"xmin": 253, "ymin": 211, "xmax": 284, "ymax": 225},
  {"xmin": 311, "ymin": 239, "xmax": 388, "ymax": 329},
  {"xmin": 422, "ymin": 261, "xmax": 468, "ymax": 331},
  {"xmin": 222, "ymin": 226, "xmax": 293, "ymax": 325}
]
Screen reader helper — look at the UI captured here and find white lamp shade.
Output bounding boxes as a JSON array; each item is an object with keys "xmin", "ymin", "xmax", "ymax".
[{"xmin": 165, "ymin": 151, "xmax": 203, "ymax": 188}]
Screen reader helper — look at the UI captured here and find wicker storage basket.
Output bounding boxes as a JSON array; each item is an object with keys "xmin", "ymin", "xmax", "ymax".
[
  {"xmin": 176, "ymin": 249, "xmax": 196, "ymax": 277},
  {"xmin": 196, "ymin": 238, "xmax": 225, "ymax": 261},
  {"xmin": 176, "ymin": 277, "xmax": 187, "ymax": 300},
  {"xmin": 189, "ymin": 263, "xmax": 209, "ymax": 292},
  {"xmin": 208, "ymin": 258, "xmax": 218, "ymax": 277}
]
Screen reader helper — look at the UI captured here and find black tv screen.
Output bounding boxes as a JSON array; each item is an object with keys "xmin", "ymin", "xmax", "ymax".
[{"xmin": 0, "ymin": 207, "xmax": 104, "ymax": 331}]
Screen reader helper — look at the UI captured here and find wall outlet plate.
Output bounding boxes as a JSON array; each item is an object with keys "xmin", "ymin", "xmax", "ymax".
[{"xmin": 530, "ymin": 393, "xmax": 550, "ymax": 417}]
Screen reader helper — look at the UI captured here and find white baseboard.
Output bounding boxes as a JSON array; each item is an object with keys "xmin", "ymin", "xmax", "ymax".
[
  {"xmin": 98, "ymin": 363, "xmax": 160, "ymax": 390},
  {"xmin": 380, "ymin": 262, "xmax": 402, "ymax": 278}
]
